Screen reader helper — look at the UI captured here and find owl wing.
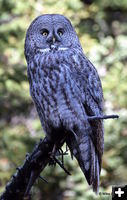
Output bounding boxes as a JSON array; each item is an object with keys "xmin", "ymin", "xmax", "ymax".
[
  {"xmin": 83, "ymin": 56, "xmax": 104, "ymax": 189},
  {"xmin": 72, "ymin": 54, "xmax": 104, "ymax": 155},
  {"xmin": 80, "ymin": 56, "xmax": 104, "ymax": 163},
  {"xmin": 68, "ymin": 54, "xmax": 104, "ymax": 192}
]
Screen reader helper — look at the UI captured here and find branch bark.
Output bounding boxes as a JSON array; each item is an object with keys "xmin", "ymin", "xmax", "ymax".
[{"xmin": 0, "ymin": 137, "xmax": 55, "ymax": 200}]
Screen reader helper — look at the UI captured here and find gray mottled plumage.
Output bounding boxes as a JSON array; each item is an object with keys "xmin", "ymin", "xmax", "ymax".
[{"xmin": 25, "ymin": 14, "xmax": 104, "ymax": 193}]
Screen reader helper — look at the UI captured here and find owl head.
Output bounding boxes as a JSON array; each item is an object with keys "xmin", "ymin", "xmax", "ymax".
[{"xmin": 25, "ymin": 14, "xmax": 81, "ymax": 62}]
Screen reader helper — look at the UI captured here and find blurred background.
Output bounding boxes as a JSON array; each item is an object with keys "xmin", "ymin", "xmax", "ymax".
[{"xmin": 0, "ymin": 0, "xmax": 127, "ymax": 199}]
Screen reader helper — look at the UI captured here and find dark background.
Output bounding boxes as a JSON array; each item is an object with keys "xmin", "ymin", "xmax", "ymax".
[{"xmin": 0, "ymin": 0, "xmax": 127, "ymax": 199}]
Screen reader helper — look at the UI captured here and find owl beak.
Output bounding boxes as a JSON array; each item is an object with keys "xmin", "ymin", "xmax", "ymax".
[
  {"xmin": 50, "ymin": 36, "xmax": 58, "ymax": 51},
  {"xmin": 53, "ymin": 37, "xmax": 56, "ymax": 43},
  {"xmin": 50, "ymin": 44, "xmax": 58, "ymax": 51}
]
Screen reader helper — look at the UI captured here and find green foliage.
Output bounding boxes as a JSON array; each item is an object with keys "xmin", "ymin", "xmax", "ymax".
[{"xmin": 0, "ymin": 0, "xmax": 127, "ymax": 199}]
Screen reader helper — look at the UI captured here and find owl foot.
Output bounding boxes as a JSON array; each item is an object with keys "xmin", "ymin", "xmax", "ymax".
[
  {"xmin": 48, "ymin": 143, "xmax": 58, "ymax": 166},
  {"xmin": 49, "ymin": 148, "xmax": 68, "ymax": 166},
  {"xmin": 48, "ymin": 158, "xmax": 56, "ymax": 166},
  {"xmin": 58, "ymin": 147, "xmax": 68, "ymax": 165},
  {"xmin": 48, "ymin": 144, "xmax": 57, "ymax": 163}
]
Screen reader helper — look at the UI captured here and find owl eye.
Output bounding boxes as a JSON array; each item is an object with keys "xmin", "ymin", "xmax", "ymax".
[
  {"xmin": 41, "ymin": 29, "xmax": 49, "ymax": 37},
  {"xmin": 57, "ymin": 29, "xmax": 63, "ymax": 36}
]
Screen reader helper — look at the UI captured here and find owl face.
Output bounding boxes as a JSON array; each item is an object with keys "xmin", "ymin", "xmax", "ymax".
[{"xmin": 25, "ymin": 14, "xmax": 80, "ymax": 60}]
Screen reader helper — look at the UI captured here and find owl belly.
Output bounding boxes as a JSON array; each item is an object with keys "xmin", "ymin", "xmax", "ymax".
[
  {"xmin": 55, "ymin": 82, "xmax": 85, "ymax": 130},
  {"xmin": 41, "ymin": 90, "xmax": 84, "ymax": 132},
  {"xmin": 30, "ymin": 66, "xmax": 85, "ymax": 133},
  {"xmin": 41, "ymin": 79, "xmax": 85, "ymax": 132}
]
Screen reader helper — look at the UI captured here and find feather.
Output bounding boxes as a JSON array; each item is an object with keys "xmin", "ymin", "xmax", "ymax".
[{"xmin": 66, "ymin": 124, "xmax": 101, "ymax": 193}]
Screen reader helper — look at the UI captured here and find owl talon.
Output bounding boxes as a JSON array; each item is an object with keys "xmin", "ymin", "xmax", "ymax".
[
  {"xmin": 49, "ymin": 144, "xmax": 57, "ymax": 158},
  {"xmin": 48, "ymin": 156, "xmax": 56, "ymax": 166},
  {"xmin": 49, "ymin": 144, "xmax": 57, "ymax": 166},
  {"xmin": 58, "ymin": 148, "xmax": 68, "ymax": 165}
]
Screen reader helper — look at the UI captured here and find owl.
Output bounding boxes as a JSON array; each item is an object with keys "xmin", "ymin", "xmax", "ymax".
[{"xmin": 25, "ymin": 14, "xmax": 104, "ymax": 193}]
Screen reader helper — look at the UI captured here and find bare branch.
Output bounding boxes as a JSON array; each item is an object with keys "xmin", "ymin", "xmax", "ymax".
[
  {"xmin": 87, "ymin": 114, "xmax": 119, "ymax": 121},
  {"xmin": 0, "ymin": 137, "xmax": 55, "ymax": 200}
]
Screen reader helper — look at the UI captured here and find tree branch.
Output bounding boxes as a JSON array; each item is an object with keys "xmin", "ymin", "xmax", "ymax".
[
  {"xmin": 0, "ymin": 114, "xmax": 119, "ymax": 200},
  {"xmin": 87, "ymin": 114, "xmax": 119, "ymax": 120},
  {"xmin": 0, "ymin": 137, "xmax": 56, "ymax": 200}
]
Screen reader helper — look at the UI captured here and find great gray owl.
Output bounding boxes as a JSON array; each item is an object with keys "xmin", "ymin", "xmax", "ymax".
[{"xmin": 25, "ymin": 14, "xmax": 104, "ymax": 193}]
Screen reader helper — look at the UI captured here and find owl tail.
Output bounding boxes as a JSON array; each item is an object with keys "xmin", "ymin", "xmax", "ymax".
[{"xmin": 66, "ymin": 129, "xmax": 100, "ymax": 194}]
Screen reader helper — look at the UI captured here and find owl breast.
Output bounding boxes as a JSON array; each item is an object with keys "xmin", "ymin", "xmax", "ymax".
[{"xmin": 28, "ymin": 51, "xmax": 85, "ymax": 135}]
